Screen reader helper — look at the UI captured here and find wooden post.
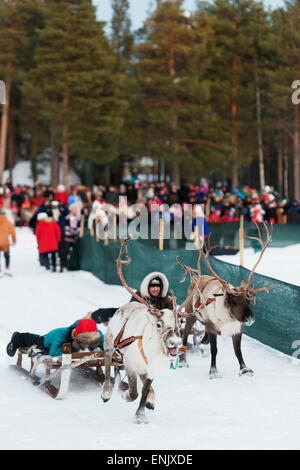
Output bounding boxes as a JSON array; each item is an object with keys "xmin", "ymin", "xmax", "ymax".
[
  {"xmin": 79, "ymin": 215, "xmax": 84, "ymax": 238},
  {"xmin": 104, "ymin": 226, "xmax": 109, "ymax": 246},
  {"xmin": 159, "ymin": 217, "xmax": 164, "ymax": 251},
  {"xmin": 194, "ymin": 225, "xmax": 199, "ymax": 249},
  {"xmin": 113, "ymin": 214, "xmax": 117, "ymax": 243},
  {"xmin": 239, "ymin": 214, "xmax": 244, "ymax": 267}
]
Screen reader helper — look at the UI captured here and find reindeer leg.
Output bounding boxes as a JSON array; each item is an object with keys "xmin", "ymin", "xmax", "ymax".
[
  {"xmin": 101, "ymin": 333, "xmax": 114, "ymax": 402},
  {"xmin": 179, "ymin": 315, "xmax": 196, "ymax": 368},
  {"xmin": 122, "ymin": 370, "xmax": 138, "ymax": 402},
  {"xmin": 139, "ymin": 373, "xmax": 155, "ymax": 410},
  {"xmin": 198, "ymin": 329, "xmax": 210, "ymax": 357},
  {"xmin": 209, "ymin": 332, "xmax": 221, "ymax": 379},
  {"xmin": 232, "ymin": 333, "xmax": 254, "ymax": 377},
  {"xmin": 134, "ymin": 376, "xmax": 153, "ymax": 424}
]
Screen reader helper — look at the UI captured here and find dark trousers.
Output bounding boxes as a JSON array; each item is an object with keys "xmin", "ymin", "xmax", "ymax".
[
  {"xmin": 40, "ymin": 251, "xmax": 57, "ymax": 270},
  {"xmin": 13, "ymin": 332, "xmax": 45, "ymax": 350},
  {"xmin": 59, "ymin": 240, "xmax": 73, "ymax": 269},
  {"xmin": 91, "ymin": 307, "xmax": 118, "ymax": 323},
  {"xmin": 0, "ymin": 251, "xmax": 10, "ymax": 268}
]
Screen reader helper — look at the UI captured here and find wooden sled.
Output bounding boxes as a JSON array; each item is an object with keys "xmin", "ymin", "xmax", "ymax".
[{"xmin": 12, "ymin": 343, "xmax": 125, "ymax": 399}]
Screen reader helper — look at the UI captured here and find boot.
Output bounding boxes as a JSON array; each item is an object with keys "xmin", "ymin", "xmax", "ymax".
[{"xmin": 6, "ymin": 332, "xmax": 20, "ymax": 357}]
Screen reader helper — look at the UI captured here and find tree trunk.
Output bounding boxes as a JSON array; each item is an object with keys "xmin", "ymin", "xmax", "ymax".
[
  {"xmin": 105, "ymin": 164, "xmax": 111, "ymax": 186},
  {"xmin": 8, "ymin": 101, "xmax": 15, "ymax": 180},
  {"xmin": 231, "ymin": 73, "xmax": 239, "ymax": 187},
  {"xmin": 62, "ymin": 122, "xmax": 69, "ymax": 188},
  {"xmin": 0, "ymin": 80, "xmax": 11, "ymax": 183},
  {"xmin": 62, "ymin": 96, "xmax": 69, "ymax": 187},
  {"xmin": 51, "ymin": 127, "xmax": 59, "ymax": 188},
  {"xmin": 277, "ymin": 130, "xmax": 283, "ymax": 197},
  {"xmin": 293, "ymin": 105, "xmax": 300, "ymax": 200},
  {"xmin": 30, "ymin": 126, "xmax": 38, "ymax": 182},
  {"xmin": 255, "ymin": 68, "xmax": 265, "ymax": 190},
  {"xmin": 171, "ymin": 160, "xmax": 180, "ymax": 186},
  {"xmin": 231, "ymin": 26, "xmax": 239, "ymax": 188},
  {"xmin": 283, "ymin": 128, "xmax": 289, "ymax": 199}
]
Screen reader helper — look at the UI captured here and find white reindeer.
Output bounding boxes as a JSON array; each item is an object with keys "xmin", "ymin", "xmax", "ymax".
[{"xmin": 101, "ymin": 239, "xmax": 201, "ymax": 423}]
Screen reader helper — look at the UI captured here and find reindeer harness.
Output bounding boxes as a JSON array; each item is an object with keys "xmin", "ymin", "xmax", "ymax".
[{"xmin": 114, "ymin": 319, "xmax": 149, "ymax": 365}]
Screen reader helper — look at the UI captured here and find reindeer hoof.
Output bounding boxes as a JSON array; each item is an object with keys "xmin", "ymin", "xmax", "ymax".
[
  {"xmin": 146, "ymin": 402, "xmax": 155, "ymax": 410},
  {"xmin": 209, "ymin": 369, "xmax": 222, "ymax": 380},
  {"xmin": 101, "ymin": 395, "xmax": 111, "ymax": 403},
  {"xmin": 121, "ymin": 391, "xmax": 138, "ymax": 402},
  {"xmin": 32, "ymin": 380, "xmax": 40, "ymax": 386},
  {"xmin": 178, "ymin": 360, "xmax": 189, "ymax": 368},
  {"xmin": 134, "ymin": 413, "xmax": 149, "ymax": 424},
  {"xmin": 239, "ymin": 367, "xmax": 254, "ymax": 377}
]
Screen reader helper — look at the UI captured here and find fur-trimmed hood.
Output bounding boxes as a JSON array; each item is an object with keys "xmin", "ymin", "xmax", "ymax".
[
  {"xmin": 140, "ymin": 272, "xmax": 169, "ymax": 298},
  {"xmin": 71, "ymin": 331, "xmax": 101, "ymax": 350}
]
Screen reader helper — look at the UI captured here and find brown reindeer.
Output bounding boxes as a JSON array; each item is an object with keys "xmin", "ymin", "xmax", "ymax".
[{"xmin": 179, "ymin": 222, "xmax": 274, "ymax": 378}]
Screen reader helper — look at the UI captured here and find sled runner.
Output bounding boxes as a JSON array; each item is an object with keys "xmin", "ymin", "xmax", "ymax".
[{"xmin": 12, "ymin": 342, "xmax": 125, "ymax": 399}]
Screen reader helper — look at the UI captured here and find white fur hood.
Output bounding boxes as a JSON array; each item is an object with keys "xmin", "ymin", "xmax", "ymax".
[{"xmin": 140, "ymin": 272, "xmax": 169, "ymax": 298}]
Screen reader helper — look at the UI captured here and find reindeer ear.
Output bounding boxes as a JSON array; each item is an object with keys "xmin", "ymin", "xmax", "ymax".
[{"xmin": 145, "ymin": 309, "xmax": 159, "ymax": 326}]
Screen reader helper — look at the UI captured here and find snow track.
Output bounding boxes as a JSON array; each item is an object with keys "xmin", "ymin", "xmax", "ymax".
[{"xmin": 1, "ymin": 228, "xmax": 300, "ymax": 450}]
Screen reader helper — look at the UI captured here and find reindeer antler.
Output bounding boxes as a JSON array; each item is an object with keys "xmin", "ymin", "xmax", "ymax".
[
  {"xmin": 176, "ymin": 249, "xmax": 203, "ymax": 317},
  {"xmin": 244, "ymin": 221, "xmax": 273, "ymax": 295},
  {"xmin": 202, "ymin": 235, "xmax": 239, "ymax": 296},
  {"xmin": 117, "ymin": 237, "xmax": 163, "ymax": 317},
  {"xmin": 203, "ymin": 222, "xmax": 274, "ymax": 304}
]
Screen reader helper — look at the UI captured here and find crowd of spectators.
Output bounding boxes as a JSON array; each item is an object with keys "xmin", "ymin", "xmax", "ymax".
[
  {"xmin": 1, "ymin": 178, "xmax": 298, "ymax": 274},
  {"xmin": 0, "ymin": 178, "xmax": 300, "ymax": 228}
]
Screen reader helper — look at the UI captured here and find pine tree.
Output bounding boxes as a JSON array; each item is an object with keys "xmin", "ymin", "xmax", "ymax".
[
  {"xmin": 128, "ymin": 0, "xmax": 227, "ymax": 185},
  {"xmin": 198, "ymin": 0, "xmax": 270, "ymax": 187},
  {"xmin": 0, "ymin": 0, "xmax": 28, "ymax": 182},
  {"xmin": 33, "ymin": 0, "xmax": 125, "ymax": 187}
]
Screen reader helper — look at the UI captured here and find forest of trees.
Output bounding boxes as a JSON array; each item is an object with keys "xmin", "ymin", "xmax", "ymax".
[{"xmin": 1, "ymin": 0, "xmax": 300, "ymax": 198}]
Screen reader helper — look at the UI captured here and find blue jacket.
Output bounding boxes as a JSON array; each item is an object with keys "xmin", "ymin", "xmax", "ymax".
[{"xmin": 43, "ymin": 320, "xmax": 104, "ymax": 357}]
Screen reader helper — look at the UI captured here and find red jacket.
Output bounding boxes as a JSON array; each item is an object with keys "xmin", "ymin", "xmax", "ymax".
[
  {"xmin": 208, "ymin": 213, "xmax": 222, "ymax": 223},
  {"xmin": 35, "ymin": 220, "xmax": 61, "ymax": 253},
  {"xmin": 221, "ymin": 215, "xmax": 239, "ymax": 223},
  {"xmin": 54, "ymin": 192, "xmax": 69, "ymax": 205}
]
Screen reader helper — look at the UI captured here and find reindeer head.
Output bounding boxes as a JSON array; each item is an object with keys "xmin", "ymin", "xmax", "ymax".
[{"xmin": 147, "ymin": 308, "xmax": 182, "ymax": 359}]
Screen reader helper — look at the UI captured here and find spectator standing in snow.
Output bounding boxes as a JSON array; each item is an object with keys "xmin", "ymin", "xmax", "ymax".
[
  {"xmin": 35, "ymin": 212, "xmax": 61, "ymax": 272},
  {"xmin": 61, "ymin": 204, "xmax": 81, "ymax": 271},
  {"xmin": 0, "ymin": 208, "xmax": 16, "ymax": 277}
]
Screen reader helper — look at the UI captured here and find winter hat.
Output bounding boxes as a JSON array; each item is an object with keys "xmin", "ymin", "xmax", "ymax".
[
  {"xmin": 51, "ymin": 200, "xmax": 59, "ymax": 206},
  {"xmin": 0, "ymin": 187, "xmax": 4, "ymax": 195},
  {"xmin": 72, "ymin": 319, "xmax": 100, "ymax": 350},
  {"xmin": 149, "ymin": 277, "xmax": 162, "ymax": 288},
  {"xmin": 57, "ymin": 184, "xmax": 65, "ymax": 193},
  {"xmin": 37, "ymin": 212, "xmax": 48, "ymax": 221}
]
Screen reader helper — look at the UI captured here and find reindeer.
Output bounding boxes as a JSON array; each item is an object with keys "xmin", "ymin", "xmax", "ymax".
[
  {"xmin": 179, "ymin": 222, "xmax": 274, "ymax": 379},
  {"xmin": 101, "ymin": 238, "xmax": 201, "ymax": 423}
]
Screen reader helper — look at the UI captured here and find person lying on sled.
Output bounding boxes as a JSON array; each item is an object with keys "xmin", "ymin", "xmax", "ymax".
[{"xmin": 6, "ymin": 319, "xmax": 104, "ymax": 358}]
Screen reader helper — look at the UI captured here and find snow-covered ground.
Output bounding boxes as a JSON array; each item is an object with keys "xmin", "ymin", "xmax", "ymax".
[
  {"xmin": 1, "ymin": 228, "xmax": 300, "ymax": 450},
  {"xmin": 216, "ymin": 245, "xmax": 300, "ymax": 286}
]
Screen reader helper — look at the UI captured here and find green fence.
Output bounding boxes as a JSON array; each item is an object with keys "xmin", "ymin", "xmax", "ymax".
[{"xmin": 69, "ymin": 231, "xmax": 300, "ymax": 358}]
